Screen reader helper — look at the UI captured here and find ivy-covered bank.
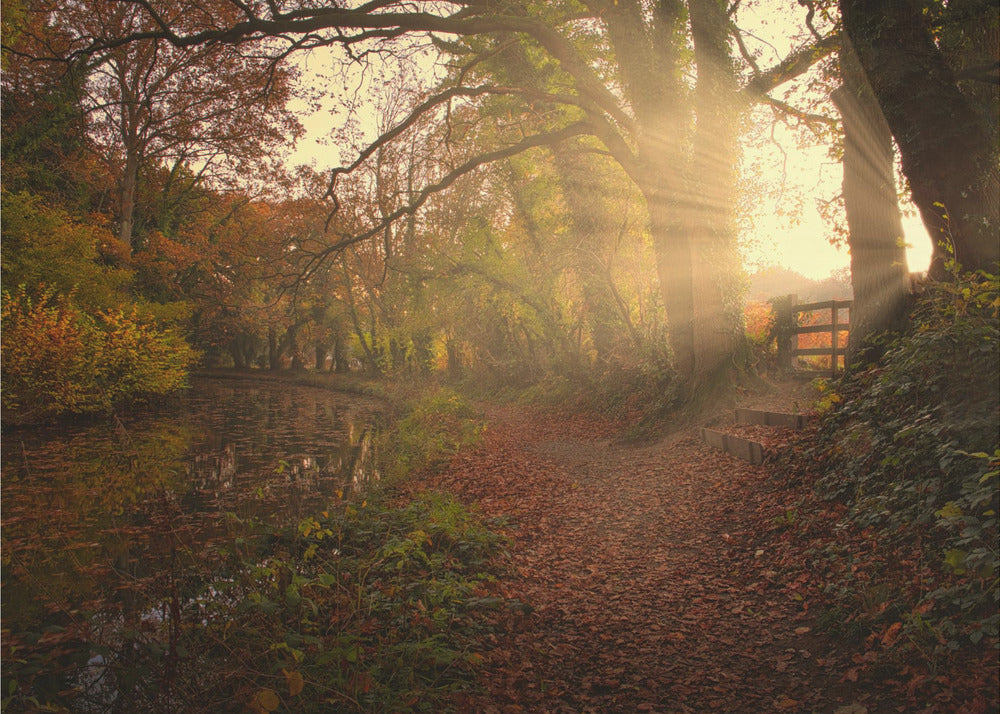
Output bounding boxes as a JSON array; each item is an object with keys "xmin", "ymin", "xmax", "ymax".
[{"xmin": 786, "ymin": 267, "xmax": 999, "ymax": 690}]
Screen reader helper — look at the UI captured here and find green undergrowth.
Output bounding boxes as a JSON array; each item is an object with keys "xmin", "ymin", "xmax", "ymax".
[
  {"xmin": 378, "ymin": 387, "xmax": 486, "ymax": 482},
  {"xmin": 3, "ymin": 492, "xmax": 511, "ymax": 713},
  {"xmin": 788, "ymin": 266, "xmax": 998, "ymax": 674},
  {"xmin": 457, "ymin": 354, "xmax": 684, "ymax": 442}
]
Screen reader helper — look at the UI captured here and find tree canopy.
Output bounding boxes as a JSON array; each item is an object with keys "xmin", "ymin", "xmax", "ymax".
[{"xmin": 2, "ymin": 0, "xmax": 996, "ymax": 408}]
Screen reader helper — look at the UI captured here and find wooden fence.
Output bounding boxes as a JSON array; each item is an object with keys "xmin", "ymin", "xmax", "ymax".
[{"xmin": 773, "ymin": 294, "xmax": 853, "ymax": 377}]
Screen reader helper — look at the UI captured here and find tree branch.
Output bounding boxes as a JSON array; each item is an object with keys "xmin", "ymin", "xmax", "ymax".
[
  {"xmin": 306, "ymin": 120, "xmax": 592, "ymax": 278},
  {"xmin": 741, "ymin": 32, "xmax": 839, "ymax": 101},
  {"xmin": 88, "ymin": 4, "xmax": 634, "ymax": 133},
  {"xmin": 764, "ymin": 95, "xmax": 838, "ymax": 131}
]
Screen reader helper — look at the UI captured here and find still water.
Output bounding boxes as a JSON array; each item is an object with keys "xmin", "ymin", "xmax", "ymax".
[{"xmin": 1, "ymin": 377, "xmax": 383, "ymax": 692}]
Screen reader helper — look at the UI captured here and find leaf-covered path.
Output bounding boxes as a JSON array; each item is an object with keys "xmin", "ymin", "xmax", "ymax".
[{"xmin": 407, "ymin": 401, "xmax": 865, "ymax": 713}]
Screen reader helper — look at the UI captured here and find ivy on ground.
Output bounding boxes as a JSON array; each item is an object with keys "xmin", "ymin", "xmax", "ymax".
[{"xmin": 783, "ymin": 265, "xmax": 999, "ymax": 695}]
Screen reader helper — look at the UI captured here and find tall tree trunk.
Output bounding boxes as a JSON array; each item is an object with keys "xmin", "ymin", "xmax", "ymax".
[
  {"xmin": 832, "ymin": 42, "xmax": 910, "ymax": 361},
  {"xmin": 841, "ymin": 0, "xmax": 1000, "ymax": 276},
  {"xmin": 333, "ymin": 327, "xmax": 350, "ymax": 374},
  {"xmin": 268, "ymin": 327, "xmax": 279, "ymax": 371},
  {"xmin": 446, "ymin": 337, "xmax": 463, "ymax": 379},
  {"xmin": 599, "ymin": 0, "xmax": 718, "ymax": 382},
  {"xmin": 552, "ymin": 149, "xmax": 632, "ymax": 365},
  {"xmin": 686, "ymin": 0, "xmax": 744, "ymax": 380},
  {"xmin": 119, "ymin": 145, "xmax": 139, "ymax": 251},
  {"xmin": 229, "ymin": 344, "xmax": 246, "ymax": 369},
  {"xmin": 650, "ymin": 192, "xmax": 698, "ymax": 378},
  {"xmin": 314, "ymin": 342, "xmax": 328, "ymax": 372}
]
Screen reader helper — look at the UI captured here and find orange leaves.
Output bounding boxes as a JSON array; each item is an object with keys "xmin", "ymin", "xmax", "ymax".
[
  {"xmin": 403, "ymin": 397, "xmax": 1000, "ymax": 712},
  {"xmin": 879, "ymin": 621, "xmax": 904, "ymax": 648},
  {"xmin": 744, "ymin": 300, "xmax": 776, "ymax": 344},
  {"xmin": 1, "ymin": 285, "xmax": 197, "ymax": 421}
]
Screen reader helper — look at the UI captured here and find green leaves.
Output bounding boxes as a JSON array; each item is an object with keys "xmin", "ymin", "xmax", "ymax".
[
  {"xmin": 179, "ymin": 493, "xmax": 506, "ymax": 712},
  {"xmin": 803, "ymin": 268, "xmax": 999, "ymax": 665},
  {"xmin": 379, "ymin": 388, "xmax": 486, "ymax": 481}
]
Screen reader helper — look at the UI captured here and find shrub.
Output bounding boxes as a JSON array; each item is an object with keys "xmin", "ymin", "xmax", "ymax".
[
  {"xmin": 744, "ymin": 300, "xmax": 777, "ymax": 370},
  {"xmin": 2, "ymin": 493, "xmax": 510, "ymax": 713},
  {"xmin": 379, "ymin": 388, "xmax": 485, "ymax": 481},
  {"xmin": 1, "ymin": 286, "xmax": 198, "ymax": 421}
]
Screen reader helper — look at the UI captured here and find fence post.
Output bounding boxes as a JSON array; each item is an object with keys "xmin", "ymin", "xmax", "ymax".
[
  {"xmin": 771, "ymin": 294, "xmax": 797, "ymax": 371},
  {"xmin": 831, "ymin": 303, "xmax": 840, "ymax": 376},
  {"xmin": 843, "ymin": 302, "xmax": 851, "ymax": 372}
]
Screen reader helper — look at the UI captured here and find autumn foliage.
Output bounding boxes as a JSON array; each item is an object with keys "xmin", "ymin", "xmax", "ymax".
[{"xmin": 1, "ymin": 287, "xmax": 197, "ymax": 422}]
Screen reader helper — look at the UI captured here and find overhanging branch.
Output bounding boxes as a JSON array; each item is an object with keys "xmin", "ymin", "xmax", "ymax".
[
  {"xmin": 764, "ymin": 95, "xmax": 837, "ymax": 131},
  {"xmin": 91, "ymin": 3, "xmax": 633, "ymax": 134},
  {"xmin": 324, "ymin": 82, "xmax": 635, "ymax": 199}
]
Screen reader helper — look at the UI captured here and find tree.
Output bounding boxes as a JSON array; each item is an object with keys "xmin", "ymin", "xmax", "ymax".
[
  {"xmin": 831, "ymin": 41, "xmax": 910, "ymax": 359},
  {"xmin": 840, "ymin": 0, "xmax": 999, "ymax": 276},
  {"xmin": 73, "ymin": 0, "xmax": 836, "ymax": 385},
  {"xmin": 7, "ymin": 0, "xmax": 304, "ymax": 253},
  {"xmin": 0, "ymin": 190, "xmax": 132, "ymax": 311},
  {"xmin": 1, "ymin": 24, "xmax": 108, "ymax": 212}
]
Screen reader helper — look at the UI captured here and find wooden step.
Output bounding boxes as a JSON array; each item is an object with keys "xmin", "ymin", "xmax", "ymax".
[
  {"xmin": 734, "ymin": 408, "xmax": 808, "ymax": 430},
  {"xmin": 700, "ymin": 428, "xmax": 765, "ymax": 465}
]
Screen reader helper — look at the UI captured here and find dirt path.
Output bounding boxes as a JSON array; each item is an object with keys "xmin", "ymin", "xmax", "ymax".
[{"xmin": 408, "ymin": 388, "xmax": 868, "ymax": 713}]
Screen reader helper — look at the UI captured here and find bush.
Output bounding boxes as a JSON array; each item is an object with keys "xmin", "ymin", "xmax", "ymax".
[
  {"xmin": 0, "ymin": 190, "xmax": 131, "ymax": 311},
  {"xmin": 1, "ymin": 286, "xmax": 198, "ymax": 421},
  {"xmin": 2, "ymin": 493, "xmax": 510, "ymax": 713}
]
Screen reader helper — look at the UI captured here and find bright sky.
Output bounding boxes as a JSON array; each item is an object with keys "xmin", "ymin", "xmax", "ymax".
[{"xmin": 742, "ymin": 137, "xmax": 934, "ymax": 280}]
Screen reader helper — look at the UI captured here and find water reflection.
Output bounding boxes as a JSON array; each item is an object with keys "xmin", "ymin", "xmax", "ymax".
[{"xmin": 1, "ymin": 377, "xmax": 382, "ymax": 636}]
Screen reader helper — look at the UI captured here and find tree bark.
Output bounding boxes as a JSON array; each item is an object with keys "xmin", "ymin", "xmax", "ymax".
[
  {"xmin": 552, "ymin": 149, "xmax": 633, "ymax": 366},
  {"xmin": 314, "ymin": 342, "xmax": 328, "ymax": 371},
  {"xmin": 446, "ymin": 337, "xmax": 463, "ymax": 379},
  {"xmin": 686, "ymin": 0, "xmax": 744, "ymax": 380},
  {"xmin": 650, "ymin": 193, "xmax": 697, "ymax": 378},
  {"xmin": 268, "ymin": 327, "xmax": 279, "ymax": 371},
  {"xmin": 601, "ymin": 0, "xmax": 745, "ymax": 383},
  {"xmin": 333, "ymin": 327, "xmax": 350, "ymax": 374},
  {"xmin": 119, "ymin": 141, "xmax": 140, "ymax": 251},
  {"xmin": 832, "ymin": 42, "xmax": 910, "ymax": 361},
  {"xmin": 841, "ymin": 0, "xmax": 1000, "ymax": 276}
]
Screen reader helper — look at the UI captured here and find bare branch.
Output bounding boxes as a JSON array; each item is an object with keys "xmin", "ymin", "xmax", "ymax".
[
  {"xmin": 324, "ymin": 82, "xmax": 634, "ymax": 199},
  {"xmin": 732, "ymin": 25, "xmax": 761, "ymax": 76},
  {"xmin": 796, "ymin": 0, "xmax": 824, "ymax": 42},
  {"xmin": 83, "ymin": 5, "xmax": 633, "ymax": 133},
  {"xmin": 764, "ymin": 95, "xmax": 837, "ymax": 132}
]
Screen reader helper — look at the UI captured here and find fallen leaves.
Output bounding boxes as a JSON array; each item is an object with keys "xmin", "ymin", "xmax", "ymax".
[
  {"xmin": 405, "ymin": 405, "xmax": 828, "ymax": 710},
  {"xmin": 405, "ymin": 401, "xmax": 998, "ymax": 713}
]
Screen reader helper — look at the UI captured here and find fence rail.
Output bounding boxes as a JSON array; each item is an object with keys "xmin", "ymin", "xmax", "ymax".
[{"xmin": 774, "ymin": 294, "xmax": 853, "ymax": 377}]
